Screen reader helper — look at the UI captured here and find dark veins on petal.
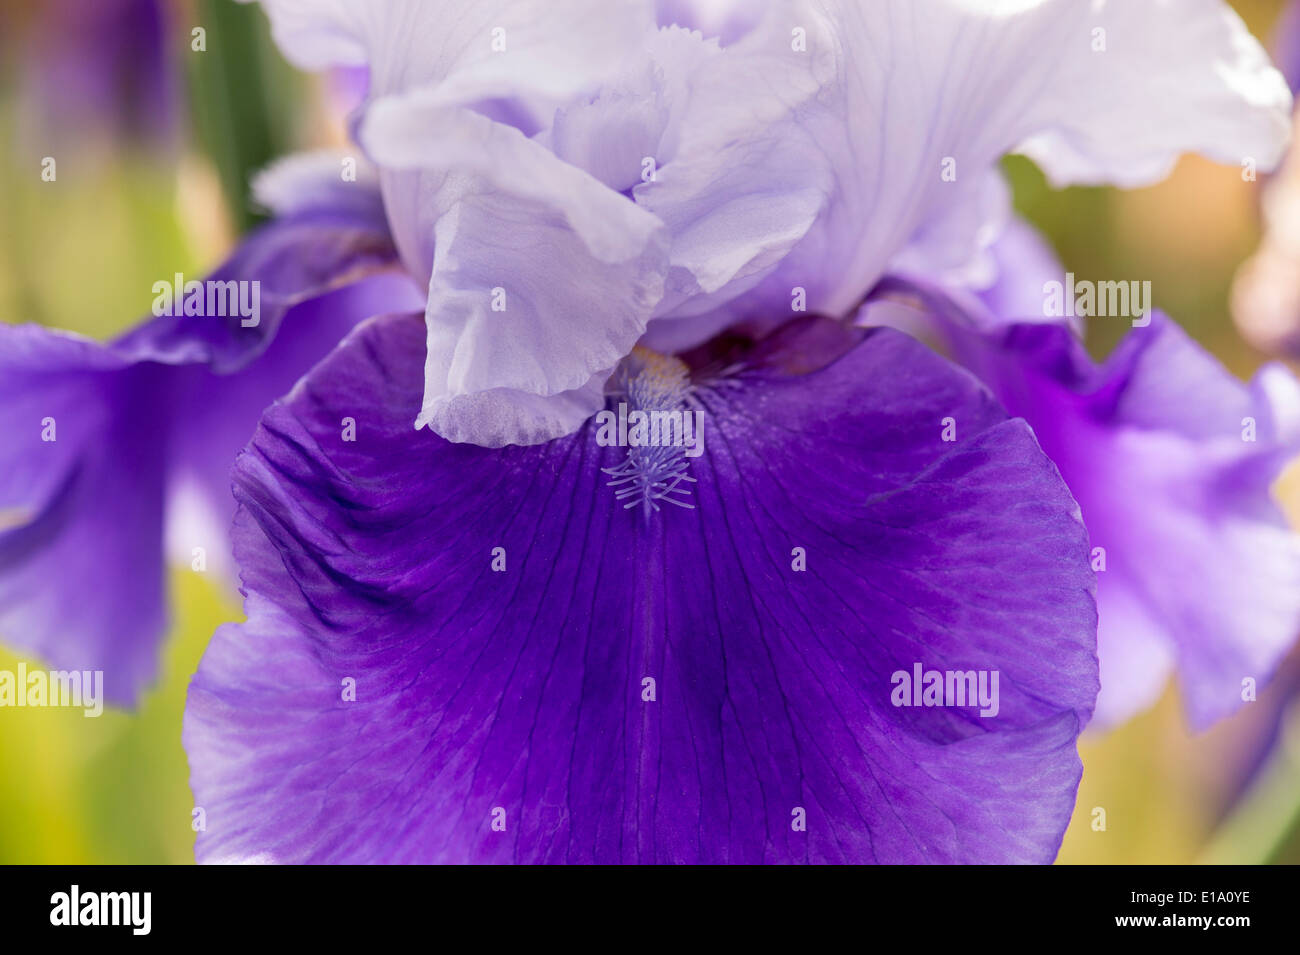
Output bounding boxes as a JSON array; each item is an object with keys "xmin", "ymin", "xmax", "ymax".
[{"xmin": 185, "ymin": 312, "xmax": 1098, "ymax": 864}]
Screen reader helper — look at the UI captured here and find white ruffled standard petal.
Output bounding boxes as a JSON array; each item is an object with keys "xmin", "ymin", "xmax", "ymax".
[
  {"xmin": 1012, "ymin": 0, "xmax": 1293, "ymax": 187},
  {"xmin": 245, "ymin": 0, "xmax": 1293, "ymax": 447},
  {"xmin": 359, "ymin": 101, "xmax": 669, "ymax": 445},
  {"xmin": 246, "ymin": 0, "xmax": 656, "ymax": 109},
  {"xmin": 660, "ymin": 0, "xmax": 1292, "ymax": 325}
]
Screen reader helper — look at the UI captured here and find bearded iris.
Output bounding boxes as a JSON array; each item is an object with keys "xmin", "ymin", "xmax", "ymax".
[{"xmin": 4, "ymin": 0, "xmax": 1300, "ymax": 862}]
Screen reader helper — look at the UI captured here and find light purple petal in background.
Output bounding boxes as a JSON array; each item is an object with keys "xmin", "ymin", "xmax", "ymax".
[
  {"xmin": 0, "ymin": 179, "xmax": 420, "ymax": 702},
  {"xmin": 185, "ymin": 311, "xmax": 1097, "ymax": 863},
  {"xmin": 872, "ymin": 277, "xmax": 1300, "ymax": 729},
  {"xmin": 874, "ymin": 216, "xmax": 1081, "ymax": 338},
  {"xmin": 112, "ymin": 181, "xmax": 400, "ymax": 373},
  {"xmin": 0, "ymin": 331, "xmax": 166, "ymax": 704},
  {"xmin": 973, "ymin": 218, "xmax": 1081, "ymax": 334},
  {"xmin": 1272, "ymin": 0, "xmax": 1300, "ymax": 95},
  {"xmin": 971, "ymin": 319, "xmax": 1300, "ymax": 729}
]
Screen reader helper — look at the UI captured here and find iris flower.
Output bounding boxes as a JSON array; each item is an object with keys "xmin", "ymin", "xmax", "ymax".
[
  {"xmin": 182, "ymin": 0, "xmax": 1298, "ymax": 863},
  {"xmin": 3, "ymin": 0, "xmax": 1296, "ymax": 861}
]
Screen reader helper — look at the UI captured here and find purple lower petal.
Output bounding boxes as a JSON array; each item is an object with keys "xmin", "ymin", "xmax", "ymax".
[{"xmin": 186, "ymin": 311, "xmax": 1097, "ymax": 863}]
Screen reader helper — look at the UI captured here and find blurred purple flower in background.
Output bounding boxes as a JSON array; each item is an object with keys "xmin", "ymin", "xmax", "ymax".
[{"xmin": 10, "ymin": 0, "xmax": 180, "ymax": 149}]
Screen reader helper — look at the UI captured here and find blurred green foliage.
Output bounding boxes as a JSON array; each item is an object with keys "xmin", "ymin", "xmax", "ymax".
[
  {"xmin": 185, "ymin": 0, "xmax": 308, "ymax": 233},
  {"xmin": 0, "ymin": 573, "xmax": 228, "ymax": 864}
]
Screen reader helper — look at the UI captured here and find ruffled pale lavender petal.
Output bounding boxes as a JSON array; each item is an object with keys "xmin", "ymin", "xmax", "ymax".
[
  {"xmin": 1010, "ymin": 0, "xmax": 1291, "ymax": 186},
  {"xmin": 246, "ymin": 0, "xmax": 663, "ymax": 293},
  {"xmin": 356, "ymin": 99, "xmax": 669, "ymax": 445},
  {"xmin": 247, "ymin": 0, "xmax": 1290, "ymax": 447},
  {"xmin": 643, "ymin": 0, "xmax": 1292, "ymax": 338},
  {"xmin": 251, "ymin": 149, "xmax": 386, "ymax": 222},
  {"xmin": 973, "ymin": 218, "xmax": 1080, "ymax": 334},
  {"xmin": 185, "ymin": 311, "xmax": 1097, "ymax": 863},
  {"xmin": 247, "ymin": 0, "xmax": 655, "ymax": 114},
  {"xmin": 872, "ymin": 278, "xmax": 1300, "ymax": 729}
]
